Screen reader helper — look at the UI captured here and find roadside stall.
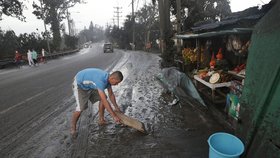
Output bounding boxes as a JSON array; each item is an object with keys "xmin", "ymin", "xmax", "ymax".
[
  {"xmin": 175, "ymin": 4, "xmax": 270, "ymax": 126},
  {"xmin": 177, "ymin": 28, "xmax": 250, "ymax": 106}
]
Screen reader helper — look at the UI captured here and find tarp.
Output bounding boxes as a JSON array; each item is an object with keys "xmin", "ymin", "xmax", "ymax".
[{"xmin": 156, "ymin": 67, "xmax": 206, "ymax": 106}]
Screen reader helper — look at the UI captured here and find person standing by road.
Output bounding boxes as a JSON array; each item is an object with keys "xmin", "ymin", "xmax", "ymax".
[
  {"xmin": 31, "ymin": 49, "xmax": 38, "ymax": 66},
  {"xmin": 14, "ymin": 50, "xmax": 22, "ymax": 68},
  {"xmin": 41, "ymin": 48, "xmax": 47, "ymax": 63},
  {"xmin": 27, "ymin": 49, "xmax": 34, "ymax": 66},
  {"xmin": 71, "ymin": 68, "xmax": 123, "ymax": 137}
]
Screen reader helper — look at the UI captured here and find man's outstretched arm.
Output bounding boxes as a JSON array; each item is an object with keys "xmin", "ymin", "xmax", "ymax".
[
  {"xmin": 107, "ymin": 87, "xmax": 121, "ymax": 112},
  {"xmin": 98, "ymin": 89, "xmax": 120, "ymax": 123}
]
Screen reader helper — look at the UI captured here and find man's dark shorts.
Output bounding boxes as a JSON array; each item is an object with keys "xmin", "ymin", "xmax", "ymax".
[{"xmin": 72, "ymin": 78, "xmax": 100, "ymax": 111}]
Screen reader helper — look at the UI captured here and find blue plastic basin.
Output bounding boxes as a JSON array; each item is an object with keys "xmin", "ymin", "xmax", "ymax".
[{"xmin": 208, "ymin": 132, "xmax": 244, "ymax": 158}]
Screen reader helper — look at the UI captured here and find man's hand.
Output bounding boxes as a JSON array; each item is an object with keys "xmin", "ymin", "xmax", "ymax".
[
  {"xmin": 113, "ymin": 115, "xmax": 121, "ymax": 124},
  {"xmin": 115, "ymin": 106, "xmax": 122, "ymax": 113}
]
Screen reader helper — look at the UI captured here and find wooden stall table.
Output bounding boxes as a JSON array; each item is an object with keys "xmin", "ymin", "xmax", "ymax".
[{"xmin": 194, "ymin": 75, "xmax": 231, "ymax": 103}]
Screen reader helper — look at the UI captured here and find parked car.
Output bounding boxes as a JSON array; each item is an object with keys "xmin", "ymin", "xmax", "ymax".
[{"xmin": 103, "ymin": 43, "xmax": 114, "ymax": 53}]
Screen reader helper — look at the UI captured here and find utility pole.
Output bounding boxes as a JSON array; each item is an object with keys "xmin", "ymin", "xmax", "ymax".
[
  {"xmin": 176, "ymin": 0, "xmax": 181, "ymax": 56},
  {"xmin": 114, "ymin": 6, "xmax": 122, "ymax": 28},
  {"xmin": 112, "ymin": 18, "xmax": 115, "ymax": 26},
  {"xmin": 132, "ymin": 0, "xmax": 135, "ymax": 50},
  {"xmin": 158, "ymin": 0, "xmax": 165, "ymax": 54},
  {"xmin": 158, "ymin": 0, "xmax": 172, "ymax": 62},
  {"xmin": 66, "ymin": 8, "xmax": 71, "ymax": 36},
  {"xmin": 40, "ymin": 0, "xmax": 51, "ymax": 53}
]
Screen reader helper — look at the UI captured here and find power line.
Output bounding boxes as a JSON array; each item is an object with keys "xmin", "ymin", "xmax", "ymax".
[
  {"xmin": 113, "ymin": 6, "xmax": 122, "ymax": 28},
  {"xmin": 136, "ymin": 0, "xmax": 140, "ymax": 11},
  {"xmin": 132, "ymin": 0, "xmax": 135, "ymax": 50}
]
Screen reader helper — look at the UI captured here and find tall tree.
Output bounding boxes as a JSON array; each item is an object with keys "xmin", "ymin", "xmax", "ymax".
[
  {"xmin": 78, "ymin": 22, "xmax": 104, "ymax": 44},
  {"xmin": 88, "ymin": 21, "xmax": 94, "ymax": 41},
  {"xmin": 32, "ymin": 0, "xmax": 83, "ymax": 50},
  {"xmin": 0, "ymin": 0, "xmax": 25, "ymax": 21},
  {"xmin": 136, "ymin": 3, "xmax": 159, "ymax": 48},
  {"xmin": 89, "ymin": 21, "xmax": 94, "ymax": 32},
  {"xmin": 158, "ymin": 0, "xmax": 174, "ymax": 66},
  {"xmin": 106, "ymin": 3, "xmax": 160, "ymax": 51},
  {"xmin": 17, "ymin": 32, "xmax": 46, "ymax": 53},
  {"xmin": 170, "ymin": 0, "xmax": 231, "ymax": 31},
  {"xmin": 0, "ymin": 30, "xmax": 18, "ymax": 58},
  {"xmin": 64, "ymin": 34, "xmax": 78, "ymax": 49},
  {"xmin": 122, "ymin": 15, "xmax": 134, "ymax": 49},
  {"xmin": 151, "ymin": 0, "xmax": 231, "ymax": 66}
]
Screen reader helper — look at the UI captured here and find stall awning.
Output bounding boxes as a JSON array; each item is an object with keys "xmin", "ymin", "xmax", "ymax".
[{"xmin": 176, "ymin": 28, "xmax": 253, "ymax": 39}]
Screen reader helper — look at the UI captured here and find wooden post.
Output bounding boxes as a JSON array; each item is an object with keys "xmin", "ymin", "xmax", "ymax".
[
  {"xmin": 176, "ymin": 0, "xmax": 181, "ymax": 56},
  {"xmin": 196, "ymin": 39, "xmax": 201, "ymax": 69}
]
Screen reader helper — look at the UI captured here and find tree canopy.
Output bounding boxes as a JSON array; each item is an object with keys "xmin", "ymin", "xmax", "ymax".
[
  {"xmin": 0, "ymin": 0, "xmax": 25, "ymax": 21},
  {"xmin": 170, "ymin": 0, "xmax": 231, "ymax": 31},
  {"xmin": 106, "ymin": 3, "xmax": 159, "ymax": 50},
  {"xmin": 32, "ymin": 0, "xmax": 83, "ymax": 49},
  {"xmin": 0, "ymin": 29, "xmax": 49, "ymax": 58},
  {"xmin": 78, "ymin": 21, "xmax": 104, "ymax": 45}
]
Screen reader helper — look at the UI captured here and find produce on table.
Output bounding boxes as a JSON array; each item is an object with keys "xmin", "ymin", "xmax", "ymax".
[
  {"xmin": 216, "ymin": 48, "xmax": 223, "ymax": 60},
  {"xmin": 182, "ymin": 47, "xmax": 205, "ymax": 64},
  {"xmin": 233, "ymin": 63, "xmax": 246, "ymax": 73},
  {"xmin": 209, "ymin": 53, "xmax": 216, "ymax": 68}
]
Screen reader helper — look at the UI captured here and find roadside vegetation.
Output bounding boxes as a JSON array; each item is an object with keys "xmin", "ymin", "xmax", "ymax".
[{"xmin": 0, "ymin": 0, "xmax": 231, "ymax": 63}]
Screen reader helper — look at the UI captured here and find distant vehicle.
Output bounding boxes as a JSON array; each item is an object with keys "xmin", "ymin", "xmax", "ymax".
[{"xmin": 103, "ymin": 43, "xmax": 114, "ymax": 53}]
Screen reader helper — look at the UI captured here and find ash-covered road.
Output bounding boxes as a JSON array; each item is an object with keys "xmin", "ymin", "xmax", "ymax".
[{"xmin": 0, "ymin": 43, "xmax": 227, "ymax": 158}]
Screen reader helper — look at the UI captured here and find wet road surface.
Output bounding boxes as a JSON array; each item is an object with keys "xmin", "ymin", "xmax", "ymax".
[
  {"xmin": 0, "ymin": 46, "xmax": 229, "ymax": 158},
  {"xmin": 75, "ymin": 52, "xmax": 228, "ymax": 158}
]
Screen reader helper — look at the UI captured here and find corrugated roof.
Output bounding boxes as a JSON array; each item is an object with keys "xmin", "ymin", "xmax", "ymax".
[
  {"xmin": 191, "ymin": 14, "xmax": 264, "ymax": 32},
  {"xmin": 176, "ymin": 28, "xmax": 253, "ymax": 39}
]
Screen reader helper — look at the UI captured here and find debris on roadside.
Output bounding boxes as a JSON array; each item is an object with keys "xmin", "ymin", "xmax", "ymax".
[{"xmin": 156, "ymin": 67, "xmax": 206, "ymax": 107}]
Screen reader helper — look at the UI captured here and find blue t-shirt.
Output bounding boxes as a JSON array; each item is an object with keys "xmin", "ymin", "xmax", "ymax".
[{"xmin": 75, "ymin": 68, "xmax": 111, "ymax": 91}]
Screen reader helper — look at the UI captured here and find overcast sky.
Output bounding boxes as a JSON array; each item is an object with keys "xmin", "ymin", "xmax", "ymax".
[{"xmin": 0, "ymin": 0, "xmax": 271, "ymax": 35}]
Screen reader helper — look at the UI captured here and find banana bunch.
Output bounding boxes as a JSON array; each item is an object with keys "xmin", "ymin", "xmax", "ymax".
[
  {"xmin": 194, "ymin": 47, "xmax": 205, "ymax": 63},
  {"xmin": 182, "ymin": 47, "xmax": 205, "ymax": 64},
  {"xmin": 182, "ymin": 48, "xmax": 196, "ymax": 64}
]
